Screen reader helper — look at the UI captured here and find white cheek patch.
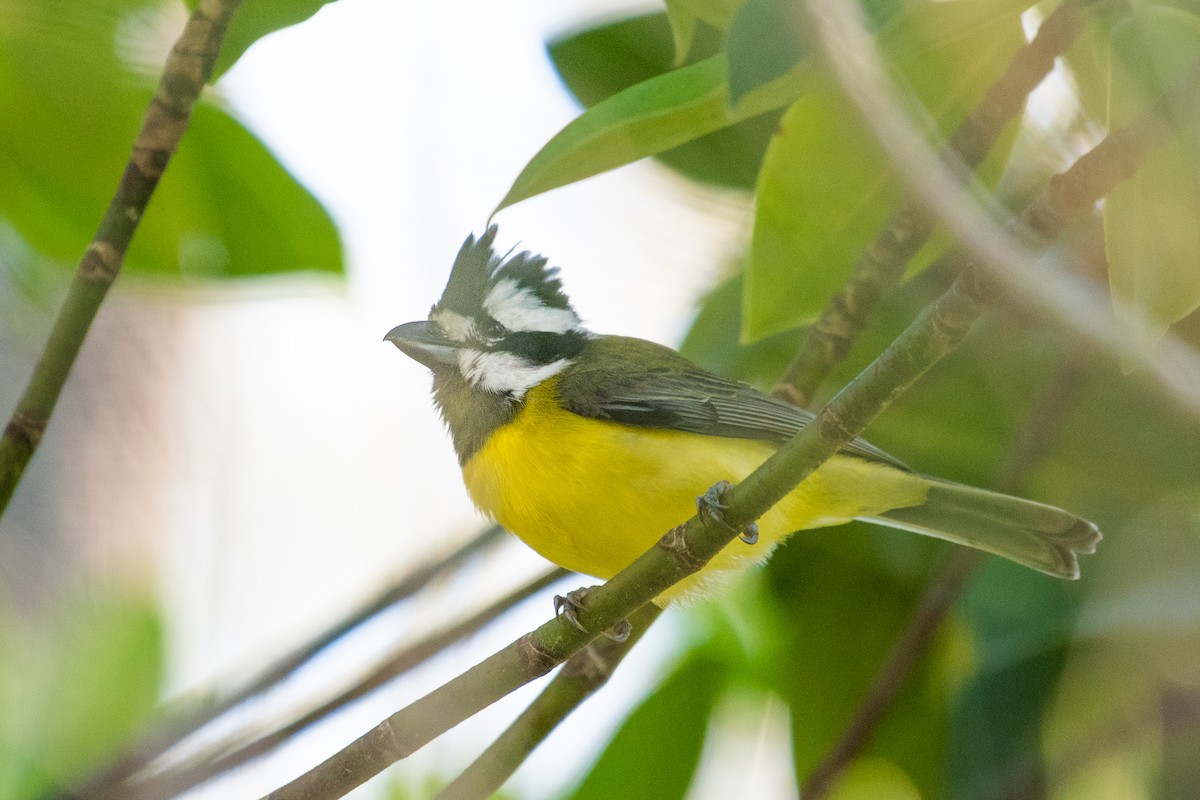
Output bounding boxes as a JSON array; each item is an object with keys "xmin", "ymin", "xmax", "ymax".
[
  {"xmin": 484, "ymin": 278, "xmax": 581, "ymax": 334},
  {"xmin": 458, "ymin": 349, "xmax": 571, "ymax": 399},
  {"xmin": 431, "ymin": 308, "xmax": 476, "ymax": 342}
]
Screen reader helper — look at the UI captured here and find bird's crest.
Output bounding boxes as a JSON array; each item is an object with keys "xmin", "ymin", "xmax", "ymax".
[{"xmin": 433, "ymin": 226, "xmax": 582, "ymax": 341}]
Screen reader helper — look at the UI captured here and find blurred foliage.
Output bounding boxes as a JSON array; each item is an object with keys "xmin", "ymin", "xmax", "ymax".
[
  {"xmin": 548, "ymin": 13, "xmax": 782, "ymax": 190},
  {"xmin": 4, "ymin": 0, "xmax": 1200, "ymax": 797},
  {"xmin": 0, "ymin": 589, "xmax": 163, "ymax": 798},
  {"xmin": 1103, "ymin": 4, "xmax": 1200, "ymax": 351},
  {"xmin": 0, "ymin": 0, "xmax": 342, "ymax": 284},
  {"xmin": 747, "ymin": 0, "xmax": 1025, "ymax": 339}
]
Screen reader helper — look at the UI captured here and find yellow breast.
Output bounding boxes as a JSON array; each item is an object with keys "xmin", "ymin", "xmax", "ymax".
[{"xmin": 462, "ymin": 379, "xmax": 926, "ymax": 603}]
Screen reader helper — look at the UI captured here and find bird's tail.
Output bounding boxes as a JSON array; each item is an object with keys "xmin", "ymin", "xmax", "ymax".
[{"xmin": 859, "ymin": 479, "xmax": 1102, "ymax": 579}]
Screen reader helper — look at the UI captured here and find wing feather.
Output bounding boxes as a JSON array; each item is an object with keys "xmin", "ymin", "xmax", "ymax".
[{"xmin": 557, "ymin": 337, "xmax": 906, "ymax": 469}]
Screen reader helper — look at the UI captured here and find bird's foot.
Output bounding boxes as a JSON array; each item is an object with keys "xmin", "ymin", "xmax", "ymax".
[
  {"xmin": 697, "ymin": 480, "xmax": 760, "ymax": 545},
  {"xmin": 554, "ymin": 586, "xmax": 632, "ymax": 642},
  {"xmin": 554, "ymin": 587, "xmax": 592, "ymax": 633}
]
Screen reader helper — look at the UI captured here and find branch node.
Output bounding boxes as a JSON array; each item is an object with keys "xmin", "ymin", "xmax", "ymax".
[
  {"xmin": 517, "ymin": 633, "xmax": 560, "ymax": 678},
  {"xmin": 816, "ymin": 405, "xmax": 852, "ymax": 442},
  {"xmin": 80, "ymin": 242, "xmax": 121, "ymax": 283},
  {"xmin": 5, "ymin": 411, "xmax": 47, "ymax": 450},
  {"xmin": 657, "ymin": 523, "xmax": 706, "ymax": 573}
]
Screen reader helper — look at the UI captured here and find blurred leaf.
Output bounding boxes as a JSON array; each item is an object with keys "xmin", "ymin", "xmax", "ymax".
[
  {"xmin": 133, "ymin": 102, "xmax": 344, "ymax": 278},
  {"xmin": 680, "ymin": 273, "xmax": 805, "ymax": 388},
  {"xmin": 664, "ymin": 0, "xmax": 744, "ymax": 62},
  {"xmin": 0, "ymin": 0, "xmax": 342, "ymax": 280},
  {"xmin": 725, "ymin": 0, "xmax": 906, "ymax": 105},
  {"xmin": 497, "ymin": 55, "xmax": 809, "ymax": 211},
  {"xmin": 726, "ymin": 0, "xmax": 809, "ymax": 105},
  {"xmin": 548, "ymin": 12, "xmax": 782, "ymax": 189},
  {"xmin": 825, "ymin": 756, "xmax": 923, "ymax": 800},
  {"xmin": 948, "ymin": 646, "xmax": 1069, "ymax": 800},
  {"xmin": 744, "ymin": 0, "xmax": 1024, "ymax": 341},
  {"xmin": 0, "ymin": 590, "xmax": 163, "ymax": 797},
  {"xmin": 1104, "ymin": 4, "xmax": 1200, "ymax": 352},
  {"xmin": 566, "ymin": 654, "xmax": 725, "ymax": 800},
  {"xmin": 184, "ymin": 0, "xmax": 343, "ymax": 80},
  {"xmin": 761, "ymin": 540, "xmax": 953, "ymax": 797}
]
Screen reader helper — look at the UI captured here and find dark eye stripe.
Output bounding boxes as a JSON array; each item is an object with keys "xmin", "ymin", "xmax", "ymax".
[{"xmin": 497, "ymin": 330, "xmax": 586, "ymax": 364}]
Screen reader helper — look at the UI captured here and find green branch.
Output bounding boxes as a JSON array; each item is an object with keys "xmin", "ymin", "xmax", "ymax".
[
  {"xmin": 435, "ymin": 604, "xmax": 664, "ymax": 800},
  {"xmin": 0, "ymin": 0, "xmax": 244, "ymax": 516},
  {"xmin": 773, "ymin": 0, "xmax": 1093, "ymax": 407}
]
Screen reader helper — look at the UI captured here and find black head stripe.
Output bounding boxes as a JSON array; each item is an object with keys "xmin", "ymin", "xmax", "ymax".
[{"xmin": 499, "ymin": 329, "xmax": 587, "ymax": 364}]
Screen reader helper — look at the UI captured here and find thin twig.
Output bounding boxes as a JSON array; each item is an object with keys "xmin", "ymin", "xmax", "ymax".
[
  {"xmin": 65, "ymin": 526, "xmax": 506, "ymax": 800},
  {"xmin": 435, "ymin": 604, "xmax": 664, "ymax": 800},
  {"xmin": 800, "ymin": 355, "xmax": 1087, "ymax": 800},
  {"xmin": 0, "ymin": 0, "xmax": 244, "ymax": 516},
  {"xmin": 126, "ymin": 566, "xmax": 568, "ymax": 800},
  {"xmin": 773, "ymin": 0, "xmax": 1094, "ymax": 407}
]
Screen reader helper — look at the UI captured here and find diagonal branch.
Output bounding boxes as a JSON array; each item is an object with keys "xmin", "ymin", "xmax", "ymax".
[
  {"xmin": 65, "ymin": 525, "xmax": 506, "ymax": 799},
  {"xmin": 773, "ymin": 0, "xmax": 1095, "ymax": 407},
  {"xmin": 434, "ymin": 604, "xmax": 664, "ymax": 800},
  {"xmin": 121, "ymin": 565, "xmax": 567, "ymax": 800},
  {"xmin": 0, "ymin": 0, "xmax": 245, "ymax": 517}
]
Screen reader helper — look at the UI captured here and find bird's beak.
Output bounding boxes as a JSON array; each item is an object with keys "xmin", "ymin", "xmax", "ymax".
[{"xmin": 384, "ymin": 320, "xmax": 460, "ymax": 369}]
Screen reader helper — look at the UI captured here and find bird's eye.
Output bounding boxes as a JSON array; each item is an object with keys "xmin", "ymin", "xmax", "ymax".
[{"xmin": 479, "ymin": 317, "xmax": 506, "ymax": 339}]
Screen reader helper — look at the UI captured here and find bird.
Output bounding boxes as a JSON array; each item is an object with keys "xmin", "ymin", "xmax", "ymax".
[{"xmin": 385, "ymin": 226, "xmax": 1100, "ymax": 607}]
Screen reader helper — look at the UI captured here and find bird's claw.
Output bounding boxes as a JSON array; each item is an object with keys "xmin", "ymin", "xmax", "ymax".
[
  {"xmin": 554, "ymin": 586, "xmax": 632, "ymax": 641},
  {"xmin": 554, "ymin": 587, "xmax": 592, "ymax": 633},
  {"xmin": 697, "ymin": 481, "xmax": 760, "ymax": 546}
]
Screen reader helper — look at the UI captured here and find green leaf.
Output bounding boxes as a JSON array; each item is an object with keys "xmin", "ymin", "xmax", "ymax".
[
  {"xmin": 0, "ymin": 0, "xmax": 343, "ymax": 280},
  {"xmin": 761, "ymin": 540, "xmax": 953, "ymax": 797},
  {"xmin": 664, "ymin": 0, "xmax": 745, "ymax": 63},
  {"xmin": 497, "ymin": 55, "xmax": 809, "ymax": 212},
  {"xmin": 566, "ymin": 655, "xmax": 725, "ymax": 800},
  {"xmin": 948, "ymin": 647, "xmax": 1069, "ymax": 799},
  {"xmin": 548, "ymin": 12, "xmax": 780, "ymax": 189},
  {"xmin": 184, "ymin": 0, "xmax": 340, "ymax": 80},
  {"xmin": 1104, "ymin": 4, "xmax": 1200, "ymax": 351},
  {"xmin": 726, "ymin": 0, "xmax": 809, "ymax": 105},
  {"xmin": 134, "ymin": 102, "xmax": 344, "ymax": 278},
  {"xmin": 744, "ymin": 0, "xmax": 1025, "ymax": 341},
  {"xmin": 0, "ymin": 590, "xmax": 164, "ymax": 796},
  {"xmin": 680, "ymin": 273, "xmax": 805, "ymax": 389},
  {"xmin": 725, "ymin": 0, "xmax": 906, "ymax": 105}
]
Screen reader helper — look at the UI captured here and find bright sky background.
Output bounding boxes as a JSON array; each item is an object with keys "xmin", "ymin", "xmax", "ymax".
[{"xmin": 150, "ymin": 1, "xmax": 797, "ymax": 798}]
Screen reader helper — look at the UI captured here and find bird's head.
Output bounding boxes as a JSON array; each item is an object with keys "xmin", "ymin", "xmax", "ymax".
[{"xmin": 386, "ymin": 226, "xmax": 589, "ymax": 404}]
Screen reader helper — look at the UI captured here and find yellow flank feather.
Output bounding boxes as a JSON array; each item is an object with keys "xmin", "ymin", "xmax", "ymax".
[{"xmin": 462, "ymin": 378, "xmax": 929, "ymax": 604}]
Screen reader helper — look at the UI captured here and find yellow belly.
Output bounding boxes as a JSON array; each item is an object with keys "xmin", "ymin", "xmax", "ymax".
[{"xmin": 462, "ymin": 380, "xmax": 927, "ymax": 603}]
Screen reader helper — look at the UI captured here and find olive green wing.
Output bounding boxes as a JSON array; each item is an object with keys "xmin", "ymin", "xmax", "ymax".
[{"xmin": 557, "ymin": 336, "xmax": 907, "ymax": 469}]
